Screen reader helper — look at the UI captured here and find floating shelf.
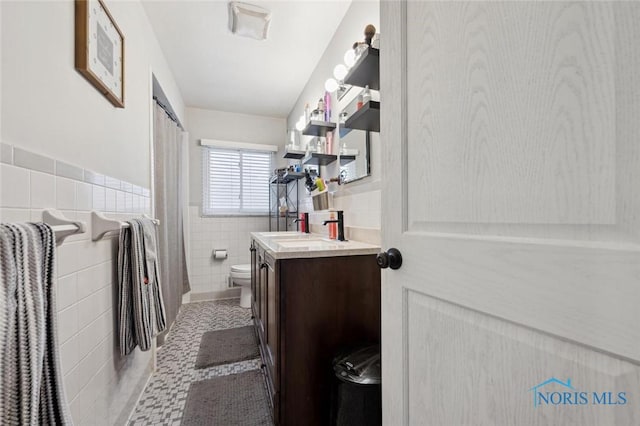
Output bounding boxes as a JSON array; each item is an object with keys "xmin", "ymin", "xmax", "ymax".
[
  {"xmin": 344, "ymin": 101, "xmax": 380, "ymax": 133},
  {"xmin": 270, "ymin": 171, "xmax": 305, "ymax": 184},
  {"xmin": 302, "ymin": 120, "xmax": 336, "ymax": 137},
  {"xmin": 283, "ymin": 147, "xmax": 306, "ymax": 159},
  {"xmin": 303, "ymin": 153, "xmax": 338, "ymax": 167},
  {"xmin": 339, "ymin": 155, "xmax": 356, "ymax": 166},
  {"xmin": 344, "ymin": 47, "xmax": 380, "ymax": 90}
]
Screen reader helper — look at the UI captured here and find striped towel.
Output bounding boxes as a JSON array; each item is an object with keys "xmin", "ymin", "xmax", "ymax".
[
  {"xmin": 118, "ymin": 218, "xmax": 166, "ymax": 356},
  {"xmin": 0, "ymin": 222, "xmax": 72, "ymax": 425}
]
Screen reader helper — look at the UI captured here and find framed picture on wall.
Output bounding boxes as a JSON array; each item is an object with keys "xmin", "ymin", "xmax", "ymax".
[{"xmin": 75, "ymin": 0, "xmax": 125, "ymax": 108}]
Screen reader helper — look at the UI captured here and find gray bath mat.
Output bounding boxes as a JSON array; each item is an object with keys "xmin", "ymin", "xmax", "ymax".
[
  {"xmin": 195, "ymin": 326, "xmax": 259, "ymax": 369},
  {"xmin": 181, "ymin": 370, "xmax": 272, "ymax": 426}
]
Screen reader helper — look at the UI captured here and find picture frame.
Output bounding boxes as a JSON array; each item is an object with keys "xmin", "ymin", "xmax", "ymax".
[{"xmin": 75, "ymin": 0, "xmax": 125, "ymax": 108}]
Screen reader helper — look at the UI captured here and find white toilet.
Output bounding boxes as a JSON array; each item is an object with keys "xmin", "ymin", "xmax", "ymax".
[{"xmin": 230, "ymin": 264, "xmax": 251, "ymax": 308}]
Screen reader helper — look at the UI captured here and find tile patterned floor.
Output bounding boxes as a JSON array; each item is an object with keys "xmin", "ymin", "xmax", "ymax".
[{"xmin": 128, "ymin": 299, "xmax": 264, "ymax": 425}]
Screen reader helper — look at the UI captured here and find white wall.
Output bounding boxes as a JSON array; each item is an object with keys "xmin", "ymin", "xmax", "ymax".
[
  {"xmin": 1, "ymin": 0, "xmax": 184, "ymax": 424},
  {"xmin": 187, "ymin": 106, "xmax": 286, "ymax": 206},
  {"xmin": 286, "ymin": 1, "xmax": 381, "ymax": 238},
  {"xmin": 1, "ymin": 0, "xmax": 184, "ymax": 188},
  {"xmin": 188, "ymin": 207, "xmax": 269, "ymax": 294},
  {"xmin": 186, "ymin": 107, "xmax": 286, "ymax": 295}
]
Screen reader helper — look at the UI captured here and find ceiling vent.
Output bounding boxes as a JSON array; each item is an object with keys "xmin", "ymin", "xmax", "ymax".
[{"xmin": 228, "ymin": 2, "xmax": 271, "ymax": 41}]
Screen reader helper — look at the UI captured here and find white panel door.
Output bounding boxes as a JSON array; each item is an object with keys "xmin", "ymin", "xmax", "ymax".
[{"xmin": 380, "ymin": 2, "xmax": 640, "ymax": 425}]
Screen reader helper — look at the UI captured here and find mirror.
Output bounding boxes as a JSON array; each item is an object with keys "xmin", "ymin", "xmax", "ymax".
[
  {"xmin": 339, "ymin": 130, "xmax": 370, "ymax": 183},
  {"xmin": 337, "ymin": 86, "xmax": 371, "ymax": 184}
]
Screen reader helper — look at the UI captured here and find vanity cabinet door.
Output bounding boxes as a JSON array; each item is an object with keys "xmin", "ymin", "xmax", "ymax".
[
  {"xmin": 265, "ymin": 255, "xmax": 278, "ymax": 384},
  {"xmin": 258, "ymin": 250, "xmax": 268, "ymax": 337},
  {"xmin": 261, "ymin": 254, "xmax": 279, "ymax": 422},
  {"xmin": 250, "ymin": 241, "xmax": 258, "ymax": 320}
]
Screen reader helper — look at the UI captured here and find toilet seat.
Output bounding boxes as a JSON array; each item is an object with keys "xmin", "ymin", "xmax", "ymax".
[
  {"xmin": 230, "ymin": 264, "xmax": 252, "ymax": 309},
  {"xmin": 231, "ymin": 264, "xmax": 251, "ymax": 273}
]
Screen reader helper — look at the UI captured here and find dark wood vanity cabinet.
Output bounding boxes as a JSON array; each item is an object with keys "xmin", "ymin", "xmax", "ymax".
[{"xmin": 250, "ymin": 239, "xmax": 381, "ymax": 426}]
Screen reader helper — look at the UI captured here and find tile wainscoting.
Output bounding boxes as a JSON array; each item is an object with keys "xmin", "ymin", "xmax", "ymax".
[
  {"xmin": 0, "ymin": 143, "xmax": 154, "ymax": 425},
  {"xmin": 188, "ymin": 206, "xmax": 269, "ymax": 296}
]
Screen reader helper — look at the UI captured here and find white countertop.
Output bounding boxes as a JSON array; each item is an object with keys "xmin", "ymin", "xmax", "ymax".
[{"xmin": 251, "ymin": 231, "xmax": 381, "ymax": 260}]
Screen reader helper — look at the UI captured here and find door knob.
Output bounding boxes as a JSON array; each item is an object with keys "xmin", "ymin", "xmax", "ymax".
[{"xmin": 376, "ymin": 248, "xmax": 402, "ymax": 270}]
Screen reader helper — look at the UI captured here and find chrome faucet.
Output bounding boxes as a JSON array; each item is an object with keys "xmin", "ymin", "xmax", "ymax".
[{"xmin": 322, "ymin": 210, "xmax": 345, "ymax": 241}]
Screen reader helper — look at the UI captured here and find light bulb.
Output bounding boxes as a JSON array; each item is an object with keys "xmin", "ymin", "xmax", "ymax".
[
  {"xmin": 324, "ymin": 78, "xmax": 339, "ymax": 93},
  {"xmin": 344, "ymin": 49, "xmax": 356, "ymax": 68},
  {"xmin": 333, "ymin": 64, "xmax": 348, "ymax": 81}
]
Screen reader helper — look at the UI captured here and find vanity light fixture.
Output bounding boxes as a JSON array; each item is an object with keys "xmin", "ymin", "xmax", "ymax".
[
  {"xmin": 344, "ymin": 49, "xmax": 357, "ymax": 68},
  {"xmin": 334, "ymin": 64, "xmax": 348, "ymax": 81},
  {"xmin": 228, "ymin": 2, "xmax": 271, "ymax": 40},
  {"xmin": 325, "ymin": 78, "xmax": 339, "ymax": 93}
]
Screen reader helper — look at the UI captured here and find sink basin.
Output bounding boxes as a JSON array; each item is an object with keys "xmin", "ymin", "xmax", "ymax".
[
  {"xmin": 258, "ymin": 232, "xmax": 300, "ymax": 237},
  {"xmin": 269, "ymin": 234, "xmax": 317, "ymax": 240},
  {"xmin": 277, "ymin": 239, "xmax": 341, "ymax": 249}
]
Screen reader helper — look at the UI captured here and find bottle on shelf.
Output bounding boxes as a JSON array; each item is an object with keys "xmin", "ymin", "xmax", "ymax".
[
  {"xmin": 362, "ymin": 85, "xmax": 371, "ymax": 106},
  {"xmin": 356, "ymin": 92, "xmax": 364, "ymax": 110},
  {"xmin": 324, "ymin": 91, "xmax": 331, "ymax": 122},
  {"xmin": 309, "ymin": 137, "xmax": 318, "ymax": 153},
  {"xmin": 318, "ymin": 98, "xmax": 325, "ymax": 120}
]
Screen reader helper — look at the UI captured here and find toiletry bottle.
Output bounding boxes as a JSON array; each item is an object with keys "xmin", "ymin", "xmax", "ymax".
[
  {"xmin": 299, "ymin": 213, "xmax": 307, "ymax": 233},
  {"xmin": 316, "ymin": 177, "xmax": 326, "ymax": 192},
  {"xmin": 362, "ymin": 85, "xmax": 371, "ymax": 106},
  {"xmin": 324, "ymin": 91, "xmax": 331, "ymax": 122},
  {"xmin": 318, "ymin": 98, "xmax": 325, "ymax": 119},
  {"xmin": 328, "ymin": 211, "xmax": 337, "ymax": 240},
  {"xmin": 326, "ymin": 131, "xmax": 333, "ymax": 155},
  {"xmin": 318, "ymin": 138, "xmax": 326, "ymax": 154},
  {"xmin": 356, "ymin": 92, "xmax": 364, "ymax": 110}
]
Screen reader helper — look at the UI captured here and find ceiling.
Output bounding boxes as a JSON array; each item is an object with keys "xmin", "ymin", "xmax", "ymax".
[{"xmin": 142, "ymin": 0, "xmax": 352, "ymax": 118}]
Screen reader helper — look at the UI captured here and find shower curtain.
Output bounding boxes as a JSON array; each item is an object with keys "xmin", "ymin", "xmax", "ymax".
[{"xmin": 153, "ymin": 102, "xmax": 191, "ymax": 345}]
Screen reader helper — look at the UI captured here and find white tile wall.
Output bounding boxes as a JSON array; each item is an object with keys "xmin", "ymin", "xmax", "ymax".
[
  {"xmin": 0, "ymin": 145, "xmax": 153, "ymax": 425},
  {"xmin": 56, "ymin": 177, "xmax": 76, "ymax": 210},
  {"xmin": 30, "ymin": 171, "xmax": 56, "ymax": 209},
  {"xmin": 300, "ymin": 189, "xmax": 382, "ymax": 231},
  {"xmin": 1, "ymin": 164, "xmax": 30, "ymax": 208},
  {"xmin": 186, "ymin": 188, "xmax": 381, "ymax": 296},
  {"xmin": 188, "ymin": 206, "xmax": 270, "ymax": 294},
  {"xmin": 77, "ymin": 182, "xmax": 93, "ymax": 211}
]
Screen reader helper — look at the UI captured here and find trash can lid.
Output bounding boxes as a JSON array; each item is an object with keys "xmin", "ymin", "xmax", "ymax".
[{"xmin": 333, "ymin": 344, "xmax": 381, "ymax": 384}]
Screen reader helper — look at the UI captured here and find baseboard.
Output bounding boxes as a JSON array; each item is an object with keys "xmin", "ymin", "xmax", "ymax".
[
  {"xmin": 189, "ymin": 287, "xmax": 241, "ymax": 302},
  {"xmin": 119, "ymin": 356, "xmax": 154, "ymax": 426}
]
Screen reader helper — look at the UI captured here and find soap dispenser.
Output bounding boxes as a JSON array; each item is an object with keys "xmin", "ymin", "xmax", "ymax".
[{"xmin": 328, "ymin": 211, "xmax": 338, "ymax": 240}]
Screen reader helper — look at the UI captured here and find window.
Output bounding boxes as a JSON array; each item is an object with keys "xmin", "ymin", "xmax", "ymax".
[{"xmin": 202, "ymin": 147, "xmax": 272, "ymax": 215}]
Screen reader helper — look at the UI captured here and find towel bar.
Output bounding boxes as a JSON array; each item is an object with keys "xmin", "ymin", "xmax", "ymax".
[
  {"xmin": 91, "ymin": 211, "xmax": 160, "ymax": 241},
  {"xmin": 42, "ymin": 209, "xmax": 87, "ymax": 244}
]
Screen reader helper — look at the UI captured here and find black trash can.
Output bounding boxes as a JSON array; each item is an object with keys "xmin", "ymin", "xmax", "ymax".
[{"xmin": 330, "ymin": 344, "xmax": 381, "ymax": 426}]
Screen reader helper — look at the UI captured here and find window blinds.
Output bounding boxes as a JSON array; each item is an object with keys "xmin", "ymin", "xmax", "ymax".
[{"xmin": 202, "ymin": 147, "xmax": 272, "ymax": 215}]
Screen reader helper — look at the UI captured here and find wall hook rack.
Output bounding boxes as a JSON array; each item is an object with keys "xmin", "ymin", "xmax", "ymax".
[
  {"xmin": 91, "ymin": 211, "xmax": 160, "ymax": 241},
  {"xmin": 43, "ymin": 209, "xmax": 87, "ymax": 245}
]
